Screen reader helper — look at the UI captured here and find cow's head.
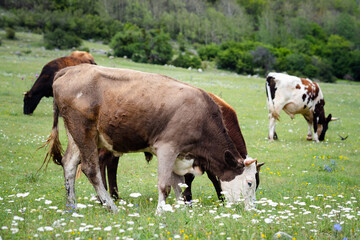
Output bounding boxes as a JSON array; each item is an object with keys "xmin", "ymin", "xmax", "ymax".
[
  {"xmin": 220, "ymin": 154, "xmax": 264, "ymax": 210},
  {"xmin": 314, "ymin": 99, "xmax": 336, "ymax": 141},
  {"xmin": 23, "ymin": 91, "xmax": 39, "ymax": 115}
]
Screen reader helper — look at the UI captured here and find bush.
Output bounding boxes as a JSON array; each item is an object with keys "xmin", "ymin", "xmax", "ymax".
[
  {"xmin": 197, "ymin": 44, "xmax": 220, "ymax": 61},
  {"xmin": 5, "ymin": 27, "xmax": 16, "ymax": 39},
  {"xmin": 44, "ymin": 28, "xmax": 82, "ymax": 49},
  {"xmin": 172, "ymin": 52, "xmax": 201, "ymax": 69},
  {"xmin": 236, "ymin": 52, "xmax": 254, "ymax": 75},
  {"xmin": 349, "ymin": 50, "xmax": 360, "ymax": 81},
  {"xmin": 250, "ymin": 46, "xmax": 275, "ymax": 75},
  {"xmin": 147, "ymin": 30, "xmax": 173, "ymax": 65},
  {"xmin": 216, "ymin": 47, "xmax": 241, "ymax": 71},
  {"xmin": 110, "ymin": 23, "xmax": 144, "ymax": 58}
]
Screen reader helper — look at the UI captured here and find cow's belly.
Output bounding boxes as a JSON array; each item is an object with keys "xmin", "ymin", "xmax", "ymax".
[{"xmin": 283, "ymin": 102, "xmax": 310, "ymax": 118}]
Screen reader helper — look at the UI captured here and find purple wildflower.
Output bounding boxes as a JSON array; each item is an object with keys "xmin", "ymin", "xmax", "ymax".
[{"xmin": 334, "ymin": 224, "xmax": 342, "ymax": 231}]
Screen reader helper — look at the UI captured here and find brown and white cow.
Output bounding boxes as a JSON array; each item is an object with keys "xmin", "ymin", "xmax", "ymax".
[
  {"xmin": 97, "ymin": 93, "xmax": 264, "ymax": 203},
  {"xmin": 23, "ymin": 51, "xmax": 96, "ymax": 115},
  {"xmin": 266, "ymin": 72, "xmax": 336, "ymax": 142},
  {"xmin": 43, "ymin": 64, "xmax": 259, "ymax": 213}
]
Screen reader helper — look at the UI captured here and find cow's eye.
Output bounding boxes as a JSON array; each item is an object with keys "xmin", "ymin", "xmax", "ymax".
[{"xmin": 247, "ymin": 181, "xmax": 252, "ymax": 187}]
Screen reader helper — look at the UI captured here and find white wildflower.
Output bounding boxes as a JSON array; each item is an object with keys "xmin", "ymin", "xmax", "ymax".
[
  {"xmin": 104, "ymin": 226, "xmax": 112, "ymax": 231},
  {"xmin": 72, "ymin": 213, "xmax": 84, "ymax": 218},
  {"xmin": 129, "ymin": 193, "xmax": 141, "ymax": 198},
  {"xmin": 16, "ymin": 192, "xmax": 29, "ymax": 198}
]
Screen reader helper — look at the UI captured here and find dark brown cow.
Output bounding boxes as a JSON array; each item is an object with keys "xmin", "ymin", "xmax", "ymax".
[
  {"xmin": 98, "ymin": 92, "xmax": 264, "ymax": 203},
  {"xmin": 44, "ymin": 64, "xmax": 259, "ymax": 213},
  {"xmin": 23, "ymin": 51, "xmax": 96, "ymax": 115}
]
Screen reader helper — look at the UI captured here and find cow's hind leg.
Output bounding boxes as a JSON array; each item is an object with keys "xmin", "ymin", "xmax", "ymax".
[
  {"xmin": 268, "ymin": 114, "xmax": 278, "ymax": 140},
  {"xmin": 155, "ymin": 143, "xmax": 178, "ymax": 214},
  {"xmin": 62, "ymin": 130, "xmax": 81, "ymax": 208},
  {"xmin": 80, "ymin": 146, "xmax": 118, "ymax": 213},
  {"xmin": 170, "ymin": 173, "xmax": 184, "ymax": 200}
]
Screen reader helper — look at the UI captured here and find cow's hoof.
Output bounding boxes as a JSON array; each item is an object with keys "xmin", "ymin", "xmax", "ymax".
[{"xmin": 306, "ymin": 136, "xmax": 312, "ymax": 141}]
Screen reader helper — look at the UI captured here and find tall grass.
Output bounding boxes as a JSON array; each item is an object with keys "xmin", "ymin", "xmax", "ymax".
[{"xmin": 0, "ymin": 31, "xmax": 359, "ymax": 239}]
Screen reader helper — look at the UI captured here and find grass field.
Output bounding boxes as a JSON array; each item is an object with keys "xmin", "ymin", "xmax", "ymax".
[{"xmin": 0, "ymin": 31, "xmax": 359, "ymax": 240}]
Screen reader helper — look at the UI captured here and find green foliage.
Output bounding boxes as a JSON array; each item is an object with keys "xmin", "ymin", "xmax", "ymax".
[
  {"xmin": 147, "ymin": 30, "xmax": 173, "ymax": 65},
  {"xmin": 43, "ymin": 28, "xmax": 82, "ymax": 49},
  {"xmin": 110, "ymin": 25, "xmax": 173, "ymax": 65},
  {"xmin": 325, "ymin": 35, "xmax": 353, "ymax": 79},
  {"xmin": 2, "ymin": 0, "xmax": 360, "ymax": 81},
  {"xmin": 5, "ymin": 27, "xmax": 16, "ymax": 39},
  {"xmin": 110, "ymin": 23, "xmax": 144, "ymax": 58},
  {"xmin": 172, "ymin": 52, "xmax": 202, "ymax": 69},
  {"xmin": 197, "ymin": 43, "xmax": 220, "ymax": 61},
  {"xmin": 350, "ymin": 50, "xmax": 360, "ymax": 81}
]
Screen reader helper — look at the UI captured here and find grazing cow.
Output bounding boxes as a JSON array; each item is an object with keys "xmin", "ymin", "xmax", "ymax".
[
  {"xmin": 23, "ymin": 51, "xmax": 96, "ymax": 115},
  {"xmin": 44, "ymin": 64, "xmax": 259, "ymax": 213},
  {"xmin": 97, "ymin": 92, "xmax": 264, "ymax": 203},
  {"xmin": 266, "ymin": 72, "xmax": 336, "ymax": 142}
]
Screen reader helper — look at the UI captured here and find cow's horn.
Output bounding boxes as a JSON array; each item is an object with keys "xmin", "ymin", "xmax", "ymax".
[
  {"xmin": 23, "ymin": 91, "xmax": 28, "ymax": 95},
  {"xmin": 244, "ymin": 158, "xmax": 257, "ymax": 166},
  {"xmin": 331, "ymin": 117, "xmax": 339, "ymax": 121}
]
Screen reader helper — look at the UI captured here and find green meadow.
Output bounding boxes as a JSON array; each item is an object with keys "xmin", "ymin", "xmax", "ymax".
[{"xmin": 0, "ymin": 32, "xmax": 359, "ymax": 240}]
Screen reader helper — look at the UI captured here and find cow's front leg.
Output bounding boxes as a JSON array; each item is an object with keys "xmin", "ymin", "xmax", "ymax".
[
  {"xmin": 155, "ymin": 144, "xmax": 178, "ymax": 215},
  {"xmin": 183, "ymin": 174, "xmax": 195, "ymax": 202},
  {"xmin": 206, "ymin": 171, "xmax": 223, "ymax": 201},
  {"xmin": 303, "ymin": 115, "xmax": 313, "ymax": 141},
  {"xmin": 306, "ymin": 121, "xmax": 313, "ymax": 140}
]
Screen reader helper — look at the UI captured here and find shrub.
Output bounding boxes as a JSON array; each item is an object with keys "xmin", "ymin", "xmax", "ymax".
[
  {"xmin": 147, "ymin": 30, "xmax": 173, "ymax": 65},
  {"xmin": 250, "ymin": 46, "xmax": 275, "ymax": 75},
  {"xmin": 44, "ymin": 28, "xmax": 82, "ymax": 49},
  {"xmin": 172, "ymin": 52, "xmax": 201, "ymax": 69},
  {"xmin": 197, "ymin": 44, "xmax": 220, "ymax": 61},
  {"xmin": 236, "ymin": 52, "xmax": 254, "ymax": 75},
  {"xmin": 216, "ymin": 47, "xmax": 241, "ymax": 71},
  {"xmin": 5, "ymin": 27, "xmax": 16, "ymax": 39},
  {"xmin": 350, "ymin": 50, "xmax": 360, "ymax": 81},
  {"xmin": 110, "ymin": 23, "xmax": 144, "ymax": 58}
]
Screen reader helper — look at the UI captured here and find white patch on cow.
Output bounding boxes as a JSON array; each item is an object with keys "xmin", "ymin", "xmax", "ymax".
[
  {"xmin": 173, "ymin": 158, "xmax": 203, "ymax": 176},
  {"xmin": 220, "ymin": 159, "xmax": 257, "ymax": 210},
  {"xmin": 76, "ymin": 92, "xmax": 83, "ymax": 99},
  {"xmin": 98, "ymin": 133, "xmax": 123, "ymax": 157}
]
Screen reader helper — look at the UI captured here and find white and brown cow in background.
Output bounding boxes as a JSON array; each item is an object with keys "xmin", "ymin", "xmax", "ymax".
[
  {"xmin": 44, "ymin": 64, "xmax": 260, "ymax": 214},
  {"xmin": 266, "ymin": 72, "xmax": 336, "ymax": 142}
]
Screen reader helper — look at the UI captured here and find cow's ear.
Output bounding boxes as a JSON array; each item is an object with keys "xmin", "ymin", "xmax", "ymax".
[
  {"xmin": 224, "ymin": 150, "xmax": 238, "ymax": 168},
  {"xmin": 326, "ymin": 114, "xmax": 332, "ymax": 123},
  {"xmin": 24, "ymin": 91, "xmax": 31, "ymax": 97}
]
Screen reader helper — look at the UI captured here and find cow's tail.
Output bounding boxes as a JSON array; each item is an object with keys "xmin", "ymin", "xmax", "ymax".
[
  {"xmin": 265, "ymin": 75, "xmax": 280, "ymax": 121},
  {"xmin": 38, "ymin": 102, "xmax": 63, "ymax": 172}
]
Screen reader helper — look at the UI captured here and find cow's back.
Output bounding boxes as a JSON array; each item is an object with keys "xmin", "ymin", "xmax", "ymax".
[{"xmin": 54, "ymin": 65, "xmax": 223, "ymax": 154}]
